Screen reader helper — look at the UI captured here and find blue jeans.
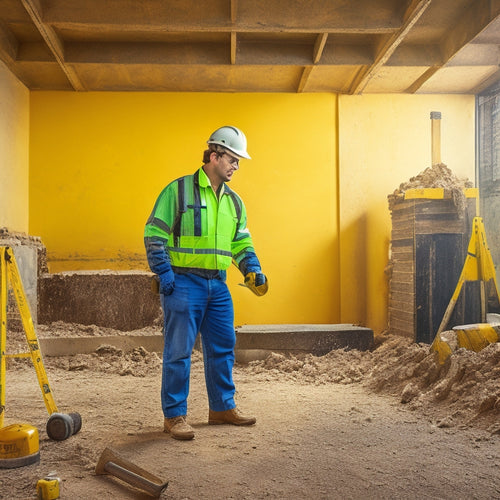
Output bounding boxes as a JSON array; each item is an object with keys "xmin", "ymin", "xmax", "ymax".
[{"xmin": 160, "ymin": 273, "xmax": 236, "ymax": 418}]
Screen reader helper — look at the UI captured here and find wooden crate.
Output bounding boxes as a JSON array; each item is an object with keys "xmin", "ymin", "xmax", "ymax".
[{"xmin": 388, "ymin": 188, "xmax": 478, "ymax": 343}]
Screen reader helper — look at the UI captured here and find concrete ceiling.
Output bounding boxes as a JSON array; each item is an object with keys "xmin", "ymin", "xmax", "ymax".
[{"xmin": 1, "ymin": 0, "xmax": 499, "ymax": 94}]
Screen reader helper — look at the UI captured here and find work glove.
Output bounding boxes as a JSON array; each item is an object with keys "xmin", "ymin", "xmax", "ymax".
[
  {"xmin": 244, "ymin": 272, "xmax": 268, "ymax": 296},
  {"xmin": 158, "ymin": 269, "xmax": 175, "ymax": 296}
]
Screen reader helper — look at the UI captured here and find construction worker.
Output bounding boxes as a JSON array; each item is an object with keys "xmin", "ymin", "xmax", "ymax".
[{"xmin": 144, "ymin": 126, "xmax": 268, "ymax": 440}]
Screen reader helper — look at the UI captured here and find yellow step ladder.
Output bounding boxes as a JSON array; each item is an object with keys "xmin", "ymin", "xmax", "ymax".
[
  {"xmin": 0, "ymin": 246, "xmax": 81, "ymax": 441},
  {"xmin": 431, "ymin": 217, "xmax": 500, "ymax": 363}
]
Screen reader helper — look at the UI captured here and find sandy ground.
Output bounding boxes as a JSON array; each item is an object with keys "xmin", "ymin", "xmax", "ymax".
[{"xmin": 0, "ymin": 324, "xmax": 498, "ymax": 500}]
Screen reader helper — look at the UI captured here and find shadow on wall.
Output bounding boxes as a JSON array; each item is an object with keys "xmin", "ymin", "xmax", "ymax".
[{"xmin": 340, "ymin": 213, "xmax": 368, "ymax": 328}]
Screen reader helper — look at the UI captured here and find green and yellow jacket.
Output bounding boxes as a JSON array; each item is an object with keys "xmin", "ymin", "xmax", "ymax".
[{"xmin": 144, "ymin": 167, "xmax": 261, "ymax": 279}]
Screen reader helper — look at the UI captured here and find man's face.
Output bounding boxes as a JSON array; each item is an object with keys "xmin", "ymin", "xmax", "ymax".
[{"xmin": 215, "ymin": 152, "xmax": 240, "ymax": 183}]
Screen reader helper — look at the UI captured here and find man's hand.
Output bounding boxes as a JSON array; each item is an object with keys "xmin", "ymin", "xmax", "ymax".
[
  {"xmin": 244, "ymin": 272, "xmax": 268, "ymax": 296},
  {"xmin": 159, "ymin": 269, "xmax": 175, "ymax": 295}
]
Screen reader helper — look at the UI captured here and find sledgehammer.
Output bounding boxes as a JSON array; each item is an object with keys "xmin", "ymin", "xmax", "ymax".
[{"xmin": 95, "ymin": 447, "xmax": 168, "ymax": 498}]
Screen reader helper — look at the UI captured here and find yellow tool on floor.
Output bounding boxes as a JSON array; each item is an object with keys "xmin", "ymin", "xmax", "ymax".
[
  {"xmin": 453, "ymin": 323, "xmax": 499, "ymax": 351},
  {"xmin": 0, "ymin": 246, "xmax": 81, "ymax": 469},
  {"xmin": 430, "ymin": 217, "xmax": 500, "ymax": 363}
]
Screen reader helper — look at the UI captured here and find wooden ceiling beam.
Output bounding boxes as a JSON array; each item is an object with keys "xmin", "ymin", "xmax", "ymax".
[
  {"xmin": 0, "ymin": 20, "xmax": 23, "ymax": 79},
  {"xmin": 231, "ymin": 0, "xmax": 238, "ymax": 23},
  {"xmin": 297, "ymin": 65, "xmax": 314, "ymax": 93},
  {"xmin": 404, "ymin": 66, "xmax": 440, "ymax": 93},
  {"xmin": 230, "ymin": 0, "xmax": 237, "ymax": 63},
  {"xmin": 20, "ymin": 0, "xmax": 85, "ymax": 90},
  {"xmin": 349, "ymin": 0, "xmax": 432, "ymax": 94},
  {"xmin": 43, "ymin": 40, "xmax": 373, "ymax": 66},
  {"xmin": 441, "ymin": 0, "xmax": 500, "ymax": 63},
  {"xmin": 405, "ymin": 0, "xmax": 500, "ymax": 93},
  {"xmin": 313, "ymin": 33, "xmax": 328, "ymax": 64},
  {"xmin": 0, "ymin": 21, "xmax": 18, "ymax": 61},
  {"xmin": 20, "ymin": 40, "xmax": 373, "ymax": 67},
  {"xmin": 42, "ymin": 0, "xmax": 401, "ymax": 34},
  {"xmin": 63, "ymin": 42, "xmax": 229, "ymax": 65},
  {"xmin": 230, "ymin": 32, "xmax": 237, "ymax": 64},
  {"xmin": 474, "ymin": 67, "xmax": 500, "ymax": 94}
]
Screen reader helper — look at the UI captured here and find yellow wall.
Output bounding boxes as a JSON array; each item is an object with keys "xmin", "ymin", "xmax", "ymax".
[
  {"xmin": 29, "ymin": 92, "xmax": 339, "ymax": 326},
  {"xmin": 338, "ymin": 94, "xmax": 475, "ymax": 333},
  {"xmin": 29, "ymin": 91, "xmax": 475, "ymax": 331},
  {"xmin": 0, "ymin": 61, "xmax": 30, "ymax": 232}
]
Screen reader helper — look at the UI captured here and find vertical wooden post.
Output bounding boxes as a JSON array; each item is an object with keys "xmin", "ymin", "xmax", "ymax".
[{"xmin": 430, "ymin": 111, "xmax": 442, "ymax": 165}]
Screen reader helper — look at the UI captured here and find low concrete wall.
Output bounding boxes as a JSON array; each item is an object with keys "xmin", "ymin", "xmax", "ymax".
[
  {"xmin": 236, "ymin": 324, "xmax": 374, "ymax": 356},
  {"xmin": 39, "ymin": 324, "xmax": 374, "ymax": 362},
  {"xmin": 38, "ymin": 271, "xmax": 162, "ymax": 331}
]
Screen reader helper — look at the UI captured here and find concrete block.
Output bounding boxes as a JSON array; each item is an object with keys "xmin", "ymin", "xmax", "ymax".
[
  {"xmin": 11, "ymin": 245, "xmax": 38, "ymax": 324},
  {"xmin": 38, "ymin": 324, "xmax": 374, "ymax": 363},
  {"xmin": 0, "ymin": 241, "xmax": 38, "ymax": 328},
  {"xmin": 38, "ymin": 271, "xmax": 162, "ymax": 331},
  {"xmin": 40, "ymin": 335, "xmax": 164, "ymax": 356},
  {"xmin": 235, "ymin": 324, "xmax": 374, "ymax": 357}
]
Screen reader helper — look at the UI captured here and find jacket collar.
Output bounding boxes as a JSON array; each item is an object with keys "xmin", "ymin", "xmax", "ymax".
[{"xmin": 198, "ymin": 167, "xmax": 229, "ymax": 195}]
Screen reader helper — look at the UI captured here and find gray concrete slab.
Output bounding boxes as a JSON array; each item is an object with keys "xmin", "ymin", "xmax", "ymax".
[
  {"xmin": 235, "ymin": 324, "xmax": 374, "ymax": 355},
  {"xmin": 39, "ymin": 335, "xmax": 163, "ymax": 356},
  {"xmin": 39, "ymin": 324, "xmax": 374, "ymax": 362}
]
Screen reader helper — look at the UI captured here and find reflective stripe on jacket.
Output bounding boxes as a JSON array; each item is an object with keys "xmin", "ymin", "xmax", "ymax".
[{"xmin": 144, "ymin": 167, "xmax": 256, "ymax": 271}]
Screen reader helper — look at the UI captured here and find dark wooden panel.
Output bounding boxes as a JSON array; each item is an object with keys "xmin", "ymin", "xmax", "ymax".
[{"xmin": 415, "ymin": 233, "xmax": 466, "ymax": 343}]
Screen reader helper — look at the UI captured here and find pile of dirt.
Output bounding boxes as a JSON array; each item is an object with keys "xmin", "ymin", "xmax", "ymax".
[
  {"xmin": 37, "ymin": 321, "xmax": 161, "ymax": 338},
  {"xmin": 16, "ymin": 322, "xmax": 499, "ymax": 434},
  {"xmin": 8, "ymin": 344, "xmax": 163, "ymax": 378},
  {"xmin": 247, "ymin": 333, "xmax": 500, "ymax": 434},
  {"xmin": 388, "ymin": 163, "xmax": 474, "ymax": 212}
]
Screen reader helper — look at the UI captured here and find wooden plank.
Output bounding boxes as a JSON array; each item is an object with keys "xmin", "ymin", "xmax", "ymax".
[
  {"xmin": 391, "ymin": 251, "xmax": 413, "ymax": 263},
  {"xmin": 349, "ymin": 0, "xmax": 431, "ymax": 93},
  {"xmin": 392, "ymin": 230, "xmax": 416, "ymax": 241},
  {"xmin": 390, "ymin": 200, "xmax": 416, "ymax": 212},
  {"xmin": 388, "ymin": 314, "xmax": 415, "ymax": 336},
  {"xmin": 408, "ymin": 1, "xmax": 499, "ymax": 93},
  {"xmin": 390, "ymin": 238, "xmax": 413, "ymax": 249},
  {"xmin": 389, "ymin": 298, "xmax": 414, "ymax": 312},
  {"xmin": 414, "ymin": 200, "xmax": 460, "ymax": 214},
  {"xmin": 0, "ymin": 21, "xmax": 18, "ymax": 61},
  {"xmin": 389, "ymin": 326, "xmax": 414, "ymax": 339},
  {"xmin": 313, "ymin": 33, "xmax": 328, "ymax": 64},
  {"xmin": 42, "ymin": 0, "xmax": 404, "ymax": 33},
  {"xmin": 297, "ymin": 65, "xmax": 314, "ymax": 92},
  {"xmin": 389, "ymin": 281, "xmax": 414, "ymax": 294},
  {"xmin": 231, "ymin": 0, "xmax": 238, "ymax": 23},
  {"xmin": 392, "ymin": 227, "xmax": 415, "ymax": 239},
  {"xmin": 391, "ymin": 269, "xmax": 414, "ymax": 280},
  {"xmin": 231, "ymin": 32, "xmax": 237, "ymax": 64},
  {"xmin": 20, "ymin": 0, "xmax": 85, "ymax": 91},
  {"xmin": 415, "ymin": 220, "xmax": 466, "ymax": 235},
  {"xmin": 389, "ymin": 309, "xmax": 415, "ymax": 325},
  {"xmin": 392, "ymin": 262, "xmax": 414, "ymax": 275}
]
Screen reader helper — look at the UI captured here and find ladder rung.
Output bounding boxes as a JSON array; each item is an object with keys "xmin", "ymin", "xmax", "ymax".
[{"xmin": 4, "ymin": 352, "xmax": 31, "ymax": 359}]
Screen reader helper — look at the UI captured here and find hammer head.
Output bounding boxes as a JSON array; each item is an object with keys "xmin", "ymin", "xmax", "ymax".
[
  {"xmin": 95, "ymin": 447, "xmax": 168, "ymax": 498},
  {"xmin": 95, "ymin": 447, "xmax": 117, "ymax": 475}
]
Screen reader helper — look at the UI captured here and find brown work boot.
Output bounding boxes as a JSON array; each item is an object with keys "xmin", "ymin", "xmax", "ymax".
[
  {"xmin": 164, "ymin": 416, "xmax": 194, "ymax": 440},
  {"xmin": 208, "ymin": 408, "xmax": 256, "ymax": 426}
]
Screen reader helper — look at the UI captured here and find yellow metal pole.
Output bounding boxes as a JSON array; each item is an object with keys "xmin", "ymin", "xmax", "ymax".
[
  {"xmin": 0, "ymin": 248, "xmax": 7, "ymax": 428},
  {"xmin": 430, "ymin": 111, "xmax": 442, "ymax": 165}
]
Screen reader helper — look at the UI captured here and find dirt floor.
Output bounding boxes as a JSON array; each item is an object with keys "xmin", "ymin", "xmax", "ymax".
[{"xmin": 0, "ymin": 323, "xmax": 498, "ymax": 500}]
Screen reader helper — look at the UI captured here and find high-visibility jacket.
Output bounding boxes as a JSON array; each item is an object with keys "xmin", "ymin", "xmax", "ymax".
[{"xmin": 144, "ymin": 167, "xmax": 259, "ymax": 276}]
